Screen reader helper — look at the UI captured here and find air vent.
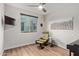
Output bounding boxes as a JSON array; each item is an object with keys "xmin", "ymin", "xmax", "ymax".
[{"xmin": 5, "ymin": 15, "xmax": 15, "ymax": 25}]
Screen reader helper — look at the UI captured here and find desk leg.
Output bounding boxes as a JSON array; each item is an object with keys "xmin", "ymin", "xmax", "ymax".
[{"xmin": 69, "ymin": 50, "xmax": 71, "ymax": 56}]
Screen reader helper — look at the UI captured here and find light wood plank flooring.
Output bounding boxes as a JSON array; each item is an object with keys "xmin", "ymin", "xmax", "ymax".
[{"xmin": 3, "ymin": 44, "xmax": 69, "ymax": 56}]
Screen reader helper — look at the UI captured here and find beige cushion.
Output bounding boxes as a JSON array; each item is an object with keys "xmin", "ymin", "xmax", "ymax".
[{"xmin": 36, "ymin": 32, "xmax": 49, "ymax": 44}]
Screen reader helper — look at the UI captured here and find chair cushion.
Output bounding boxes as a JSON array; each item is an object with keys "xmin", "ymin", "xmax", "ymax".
[
  {"xmin": 36, "ymin": 40, "xmax": 47, "ymax": 43},
  {"xmin": 36, "ymin": 32, "xmax": 49, "ymax": 44}
]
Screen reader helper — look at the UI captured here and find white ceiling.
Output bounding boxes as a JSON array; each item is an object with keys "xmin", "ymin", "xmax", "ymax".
[
  {"xmin": 5, "ymin": 3, "xmax": 79, "ymax": 15},
  {"xmin": 20, "ymin": 3, "xmax": 48, "ymax": 14},
  {"xmin": 5, "ymin": 3, "xmax": 48, "ymax": 15}
]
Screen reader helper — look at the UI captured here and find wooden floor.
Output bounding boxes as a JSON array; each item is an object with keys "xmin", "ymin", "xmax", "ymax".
[{"xmin": 3, "ymin": 44, "xmax": 69, "ymax": 56}]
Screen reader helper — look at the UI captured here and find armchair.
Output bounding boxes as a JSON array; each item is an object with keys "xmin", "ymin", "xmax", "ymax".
[{"xmin": 36, "ymin": 32, "xmax": 49, "ymax": 49}]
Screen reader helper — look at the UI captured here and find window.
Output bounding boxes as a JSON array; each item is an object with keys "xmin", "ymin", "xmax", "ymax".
[
  {"xmin": 51, "ymin": 19, "xmax": 73, "ymax": 30},
  {"xmin": 21, "ymin": 14, "xmax": 38, "ymax": 33}
]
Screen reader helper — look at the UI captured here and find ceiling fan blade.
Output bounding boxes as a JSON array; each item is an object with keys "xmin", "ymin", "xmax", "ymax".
[
  {"xmin": 42, "ymin": 3, "xmax": 46, "ymax": 5},
  {"xmin": 42, "ymin": 8, "xmax": 47, "ymax": 12},
  {"xmin": 26, "ymin": 3, "xmax": 47, "ymax": 13},
  {"xmin": 39, "ymin": 3, "xmax": 46, "ymax": 5},
  {"xmin": 27, "ymin": 5, "xmax": 38, "ymax": 7}
]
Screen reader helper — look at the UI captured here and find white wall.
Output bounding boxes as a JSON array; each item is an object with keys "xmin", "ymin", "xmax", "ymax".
[
  {"xmin": 4, "ymin": 3, "xmax": 79, "ymax": 50},
  {"xmin": 4, "ymin": 4, "xmax": 44, "ymax": 50},
  {"xmin": 0, "ymin": 3, "xmax": 4, "ymax": 55},
  {"xmin": 45, "ymin": 4, "xmax": 79, "ymax": 49}
]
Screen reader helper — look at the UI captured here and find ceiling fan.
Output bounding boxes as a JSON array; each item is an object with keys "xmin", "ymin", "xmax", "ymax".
[{"xmin": 27, "ymin": 3, "xmax": 47, "ymax": 13}]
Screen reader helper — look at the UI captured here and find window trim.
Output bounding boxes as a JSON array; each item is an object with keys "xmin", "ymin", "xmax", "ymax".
[
  {"xmin": 20, "ymin": 13, "xmax": 38, "ymax": 18},
  {"xmin": 20, "ymin": 13, "xmax": 38, "ymax": 33}
]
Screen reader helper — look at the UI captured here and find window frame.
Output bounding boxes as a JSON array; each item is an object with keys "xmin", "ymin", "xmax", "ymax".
[{"xmin": 20, "ymin": 13, "xmax": 38, "ymax": 33}]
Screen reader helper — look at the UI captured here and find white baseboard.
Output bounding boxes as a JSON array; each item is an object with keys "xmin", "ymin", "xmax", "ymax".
[
  {"xmin": 58, "ymin": 44, "xmax": 66, "ymax": 49},
  {"xmin": 57, "ymin": 43, "xmax": 67, "ymax": 49},
  {"xmin": 4, "ymin": 42, "xmax": 35, "ymax": 50}
]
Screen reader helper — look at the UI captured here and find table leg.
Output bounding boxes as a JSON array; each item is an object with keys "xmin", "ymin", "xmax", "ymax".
[{"xmin": 69, "ymin": 50, "xmax": 71, "ymax": 56}]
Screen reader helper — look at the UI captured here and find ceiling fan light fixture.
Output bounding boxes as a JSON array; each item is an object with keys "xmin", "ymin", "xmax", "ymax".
[{"xmin": 38, "ymin": 5, "xmax": 43, "ymax": 10}]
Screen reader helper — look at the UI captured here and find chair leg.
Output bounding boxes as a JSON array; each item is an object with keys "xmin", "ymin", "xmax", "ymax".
[{"xmin": 40, "ymin": 44, "xmax": 44, "ymax": 49}]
